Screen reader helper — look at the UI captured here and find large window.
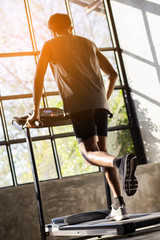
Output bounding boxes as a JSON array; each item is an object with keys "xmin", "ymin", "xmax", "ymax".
[{"xmin": 0, "ymin": 0, "xmax": 141, "ymax": 188}]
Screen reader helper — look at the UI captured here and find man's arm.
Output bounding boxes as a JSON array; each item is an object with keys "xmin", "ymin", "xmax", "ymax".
[
  {"xmin": 27, "ymin": 42, "xmax": 50, "ymax": 126},
  {"xmin": 97, "ymin": 49, "xmax": 118, "ymax": 100}
]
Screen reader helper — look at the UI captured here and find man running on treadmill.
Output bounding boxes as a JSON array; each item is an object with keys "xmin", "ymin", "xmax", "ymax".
[{"xmin": 27, "ymin": 13, "xmax": 138, "ymax": 221}]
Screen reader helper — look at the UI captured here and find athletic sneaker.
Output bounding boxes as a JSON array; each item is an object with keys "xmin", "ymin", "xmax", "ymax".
[
  {"xmin": 106, "ymin": 204, "xmax": 129, "ymax": 221},
  {"xmin": 119, "ymin": 154, "xmax": 138, "ymax": 196}
]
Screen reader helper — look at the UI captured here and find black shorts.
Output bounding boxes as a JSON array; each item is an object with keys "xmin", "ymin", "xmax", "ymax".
[{"xmin": 70, "ymin": 109, "xmax": 108, "ymax": 144}]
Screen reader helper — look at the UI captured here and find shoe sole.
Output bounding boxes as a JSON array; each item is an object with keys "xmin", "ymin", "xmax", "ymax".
[
  {"xmin": 123, "ymin": 154, "xmax": 138, "ymax": 196},
  {"xmin": 114, "ymin": 215, "xmax": 129, "ymax": 221},
  {"xmin": 106, "ymin": 214, "xmax": 129, "ymax": 221}
]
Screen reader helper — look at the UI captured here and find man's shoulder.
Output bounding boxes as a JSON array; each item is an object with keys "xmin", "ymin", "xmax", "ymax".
[
  {"xmin": 45, "ymin": 36, "xmax": 68, "ymax": 47},
  {"xmin": 72, "ymin": 35, "xmax": 97, "ymax": 50},
  {"xmin": 74, "ymin": 35, "xmax": 93, "ymax": 43},
  {"xmin": 42, "ymin": 38, "xmax": 59, "ymax": 52},
  {"xmin": 45, "ymin": 38, "xmax": 57, "ymax": 46}
]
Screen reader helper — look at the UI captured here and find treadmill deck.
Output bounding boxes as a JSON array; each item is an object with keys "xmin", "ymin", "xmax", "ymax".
[{"xmin": 45, "ymin": 212, "xmax": 160, "ymax": 237}]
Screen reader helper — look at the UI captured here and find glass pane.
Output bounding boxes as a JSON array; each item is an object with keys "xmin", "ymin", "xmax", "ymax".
[
  {"xmin": 108, "ymin": 89, "xmax": 129, "ymax": 127},
  {"xmin": 3, "ymin": 99, "xmax": 48, "ymax": 140},
  {"xmin": 0, "ymin": 146, "xmax": 13, "ymax": 187},
  {"xmin": 12, "ymin": 140, "xmax": 57, "ymax": 184},
  {"xmin": 111, "ymin": 1, "xmax": 154, "ymax": 61},
  {"xmin": 29, "ymin": 0, "xmax": 67, "ymax": 50},
  {"xmin": 0, "ymin": 57, "xmax": 36, "ymax": 96},
  {"xmin": 47, "ymin": 95, "xmax": 63, "ymax": 109},
  {"xmin": 101, "ymin": 51, "xmax": 120, "ymax": 85},
  {"xmin": 108, "ymin": 129, "xmax": 135, "ymax": 157},
  {"xmin": 69, "ymin": 1, "xmax": 112, "ymax": 48},
  {"xmin": 11, "ymin": 143, "xmax": 33, "ymax": 184},
  {"xmin": 56, "ymin": 136, "xmax": 99, "ymax": 177},
  {"xmin": 53, "ymin": 125, "xmax": 74, "ymax": 135},
  {"xmin": 33, "ymin": 140, "xmax": 58, "ymax": 180},
  {"xmin": 0, "ymin": 0, "xmax": 32, "ymax": 53}
]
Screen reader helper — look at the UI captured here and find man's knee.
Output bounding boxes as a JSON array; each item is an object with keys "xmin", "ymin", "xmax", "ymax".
[
  {"xmin": 78, "ymin": 139, "xmax": 99, "ymax": 165},
  {"xmin": 82, "ymin": 152, "xmax": 90, "ymax": 162}
]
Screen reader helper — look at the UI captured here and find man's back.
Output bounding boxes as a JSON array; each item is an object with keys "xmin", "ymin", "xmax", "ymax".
[{"xmin": 47, "ymin": 35, "xmax": 108, "ymax": 114}]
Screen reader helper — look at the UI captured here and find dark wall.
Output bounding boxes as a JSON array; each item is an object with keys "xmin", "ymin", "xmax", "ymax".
[{"xmin": 0, "ymin": 172, "xmax": 107, "ymax": 240}]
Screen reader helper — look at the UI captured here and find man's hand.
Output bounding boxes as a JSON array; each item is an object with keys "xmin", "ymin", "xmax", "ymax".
[{"xmin": 26, "ymin": 111, "xmax": 39, "ymax": 128}]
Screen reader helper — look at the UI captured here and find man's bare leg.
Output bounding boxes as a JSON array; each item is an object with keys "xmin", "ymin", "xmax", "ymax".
[
  {"xmin": 79, "ymin": 135, "xmax": 129, "ymax": 220},
  {"xmin": 97, "ymin": 136, "xmax": 121, "ymax": 198},
  {"xmin": 79, "ymin": 136, "xmax": 115, "ymax": 167},
  {"xmin": 78, "ymin": 135, "xmax": 121, "ymax": 197},
  {"xmin": 79, "ymin": 135, "xmax": 138, "ymax": 198}
]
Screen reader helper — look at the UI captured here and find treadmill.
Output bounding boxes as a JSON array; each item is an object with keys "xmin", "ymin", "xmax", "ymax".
[{"xmin": 12, "ymin": 108, "xmax": 160, "ymax": 240}]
